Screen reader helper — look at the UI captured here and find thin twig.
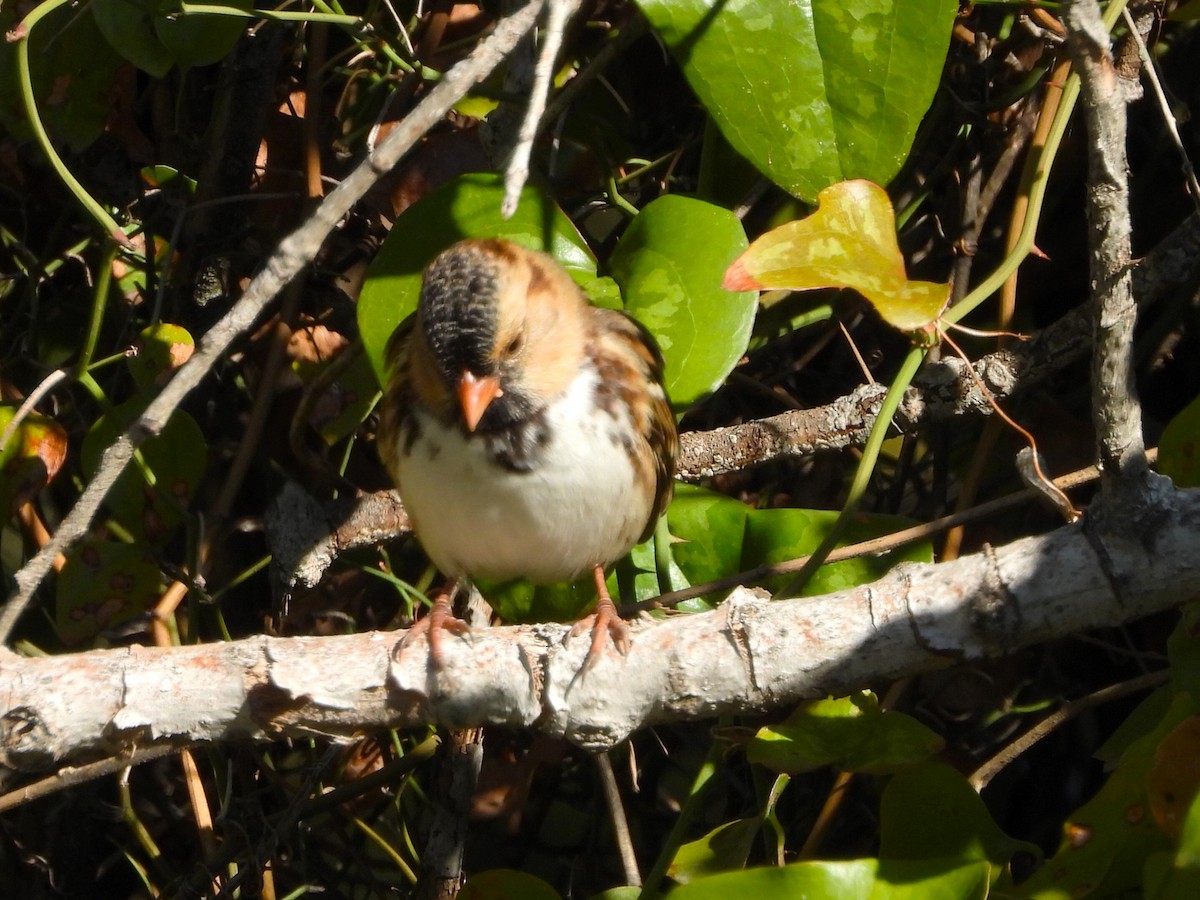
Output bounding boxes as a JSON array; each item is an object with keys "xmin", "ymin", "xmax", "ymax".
[
  {"xmin": 502, "ymin": 0, "xmax": 583, "ymax": 216},
  {"xmin": 1120, "ymin": 7, "xmax": 1200, "ymax": 210},
  {"xmin": 969, "ymin": 669, "xmax": 1168, "ymax": 791},
  {"xmin": 596, "ymin": 751, "xmax": 641, "ymax": 887},
  {"xmin": 0, "ymin": 742, "xmax": 196, "ymax": 813},
  {"xmin": 0, "ymin": 368, "xmax": 68, "ymax": 454}
]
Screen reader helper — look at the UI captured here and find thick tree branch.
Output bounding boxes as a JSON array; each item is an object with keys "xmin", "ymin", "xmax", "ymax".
[{"xmin": 5, "ymin": 482, "xmax": 1195, "ymax": 775}]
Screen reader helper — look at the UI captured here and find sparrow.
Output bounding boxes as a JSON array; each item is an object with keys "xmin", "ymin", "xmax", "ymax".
[{"xmin": 376, "ymin": 238, "xmax": 678, "ymax": 667}]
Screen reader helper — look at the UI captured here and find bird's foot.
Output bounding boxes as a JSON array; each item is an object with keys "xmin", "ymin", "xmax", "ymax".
[
  {"xmin": 570, "ymin": 573, "xmax": 630, "ymax": 678},
  {"xmin": 394, "ymin": 590, "xmax": 471, "ymax": 669}
]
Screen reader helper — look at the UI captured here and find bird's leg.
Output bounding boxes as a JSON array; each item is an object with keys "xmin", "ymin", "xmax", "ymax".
[
  {"xmin": 395, "ymin": 579, "xmax": 472, "ymax": 668},
  {"xmin": 572, "ymin": 565, "xmax": 631, "ymax": 676}
]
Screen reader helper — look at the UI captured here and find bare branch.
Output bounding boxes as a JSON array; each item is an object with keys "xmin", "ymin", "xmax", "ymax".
[
  {"xmin": 1062, "ymin": 0, "xmax": 1148, "ymax": 489},
  {"xmin": 4, "ymin": 482, "xmax": 1194, "ymax": 772}
]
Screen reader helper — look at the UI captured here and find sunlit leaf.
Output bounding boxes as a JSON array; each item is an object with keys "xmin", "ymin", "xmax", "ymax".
[
  {"xmin": 670, "ymin": 857, "xmax": 990, "ymax": 900},
  {"xmin": 460, "ymin": 869, "xmax": 560, "ymax": 900},
  {"xmin": 670, "ymin": 817, "xmax": 761, "ymax": 884},
  {"xmin": 725, "ymin": 180, "xmax": 949, "ymax": 331},
  {"xmin": 746, "ymin": 694, "xmax": 943, "ymax": 774},
  {"xmin": 610, "ymin": 195, "xmax": 755, "ymax": 411},
  {"xmin": 636, "ymin": 0, "xmax": 958, "ymax": 202},
  {"xmin": 129, "ymin": 323, "xmax": 195, "ymax": 395},
  {"xmin": 671, "ymin": 860, "xmax": 878, "ymax": 900}
]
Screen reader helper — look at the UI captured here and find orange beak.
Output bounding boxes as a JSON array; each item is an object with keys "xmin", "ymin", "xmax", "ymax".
[{"xmin": 457, "ymin": 371, "xmax": 502, "ymax": 432}]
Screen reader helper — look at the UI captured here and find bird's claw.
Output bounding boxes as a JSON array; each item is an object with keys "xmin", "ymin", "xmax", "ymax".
[
  {"xmin": 570, "ymin": 595, "xmax": 630, "ymax": 679},
  {"xmin": 393, "ymin": 594, "xmax": 472, "ymax": 669}
]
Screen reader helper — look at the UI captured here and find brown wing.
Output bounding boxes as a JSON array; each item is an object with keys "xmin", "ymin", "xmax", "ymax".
[
  {"xmin": 375, "ymin": 314, "xmax": 417, "ymax": 474},
  {"xmin": 589, "ymin": 308, "xmax": 679, "ymax": 544}
]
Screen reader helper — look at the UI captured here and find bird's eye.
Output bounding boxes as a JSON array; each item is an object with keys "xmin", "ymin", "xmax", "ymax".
[{"xmin": 505, "ymin": 334, "xmax": 524, "ymax": 356}]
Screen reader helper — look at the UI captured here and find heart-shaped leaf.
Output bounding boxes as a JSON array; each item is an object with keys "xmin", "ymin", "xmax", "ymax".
[
  {"xmin": 726, "ymin": 180, "xmax": 949, "ymax": 332},
  {"xmin": 610, "ymin": 195, "xmax": 755, "ymax": 411},
  {"xmin": 636, "ymin": 0, "xmax": 958, "ymax": 202}
]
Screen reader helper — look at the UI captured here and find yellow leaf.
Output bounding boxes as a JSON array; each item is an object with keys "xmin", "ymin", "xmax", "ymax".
[{"xmin": 725, "ymin": 180, "xmax": 949, "ymax": 332}]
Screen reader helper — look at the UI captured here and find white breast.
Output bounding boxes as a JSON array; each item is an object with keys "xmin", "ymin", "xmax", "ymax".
[{"xmin": 394, "ymin": 368, "xmax": 652, "ymax": 584}]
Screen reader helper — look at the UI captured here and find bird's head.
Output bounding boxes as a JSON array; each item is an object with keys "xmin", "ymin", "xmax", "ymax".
[{"xmin": 414, "ymin": 239, "xmax": 588, "ymax": 433}]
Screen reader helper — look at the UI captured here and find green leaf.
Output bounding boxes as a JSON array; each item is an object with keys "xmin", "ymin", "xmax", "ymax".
[
  {"xmin": 128, "ymin": 324, "xmax": 195, "ymax": 395},
  {"xmin": 880, "ymin": 762, "xmax": 1038, "ymax": 875},
  {"xmin": 670, "ymin": 858, "xmax": 991, "ymax": 900},
  {"xmin": 57, "ymin": 540, "xmax": 163, "ymax": 646},
  {"xmin": 1096, "ymin": 686, "xmax": 1175, "ymax": 766},
  {"xmin": 460, "ymin": 869, "xmax": 561, "ymax": 900},
  {"xmin": 1158, "ymin": 392, "xmax": 1200, "ymax": 488},
  {"xmin": 872, "ymin": 859, "xmax": 990, "ymax": 900},
  {"xmin": 92, "ymin": 0, "xmax": 250, "ymax": 75},
  {"xmin": 154, "ymin": 0, "xmax": 251, "ymax": 69},
  {"xmin": 1146, "ymin": 789, "xmax": 1200, "ymax": 899},
  {"xmin": 669, "ymin": 817, "xmax": 761, "ymax": 884},
  {"xmin": 662, "ymin": 484, "xmax": 932, "ymax": 604},
  {"xmin": 0, "ymin": 408, "xmax": 69, "ymax": 516},
  {"xmin": 0, "ymin": 3, "xmax": 127, "ymax": 152},
  {"xmin": 741, "ymin": 506, "xmax": 933, "ymax": 596},
  {"xmin": 82, "ymin": 398, "xmax": 207, "ymax": 546},
  {"xmin": 1170, "ymin": 605, "xmax": 1200, "ymax": 705},
  {"xmin": 480, "ymin": 576, "xmax": 597, "ymax": 625},
  {"xmin": 588, "ymin": 890, "xmax": 641, "ymax": 900},
  {"xmin": 635, "ymin": 0, "xmax": 958, "ymax": 202},
  {"xmin": 671, "ymin": 860, "xmax": 879, "ymax": 900},
  {"xmin": 725, "ymin": 180, "xmax": 949, "ymax": 332},
  {"xmin": 609, "ymin": 195, "xmax": 755, "ymax": 411},
  {"xmin": 91, "ymin": 0, "xmax": 176, "ymax": 78},
  {"xmin": 358, "ymin": 173, "xmax": 596, "ymax": 386},
  {"xmin": 746, "ymin": 694, "xmax": 943, "ymax": 774},
  {"xmin": 1011, "ymin": 692, "xmax": 1194, "ymax": 898},
  {"xmin": 666, "ymin": 484, "xmax": 751, "ymax": 589}
]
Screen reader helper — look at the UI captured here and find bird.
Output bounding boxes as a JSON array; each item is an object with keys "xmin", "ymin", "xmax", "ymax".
[{"xmin": 376, "ymin": 237, "xmax": 678, "ymax": 669}]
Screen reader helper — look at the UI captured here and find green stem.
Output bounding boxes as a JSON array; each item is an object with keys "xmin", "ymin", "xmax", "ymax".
[
  {"xmin": 608, "ymin": 174, "xmax": 641, "ymax": 218},
  {"xmin": 178, "ymin": 3, "xmax": 361, "ymax": 25},
  {"xmin": 943, "ymin": 0, "xmax": 1129, "ymax": 326},
  {"xmin": 640, "ymin": 742, "xmax": 720, "ymax": 898},
  {"xmin": 76, "ymin": 242, "xmax": 119, "ymax": 377},
  {"xmin": 14, "ymin": 0, "xmax": 130, "ymax": 244},
  {"xmin": 778, "ymin": 346, "xmax": 927, "ymax": 598},
  {"xmin": 653, "ymin": 512, "xmax": 685, "ymax": 594}
]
